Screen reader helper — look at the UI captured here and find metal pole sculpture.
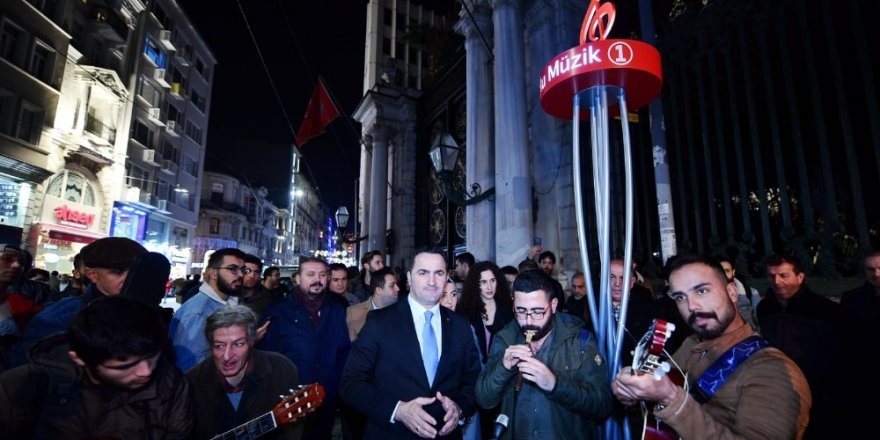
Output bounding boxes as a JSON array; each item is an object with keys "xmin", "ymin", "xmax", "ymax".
[{"xmin": 539, "ymin": 1, "xmax": 662, "ymax": 438}]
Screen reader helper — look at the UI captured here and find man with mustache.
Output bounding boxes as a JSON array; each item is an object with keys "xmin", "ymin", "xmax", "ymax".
[
  {"xmin": 170, "ymin": 248, "xmax": 247, "ymax": 372},
  {"xmin": 259, "ymin": 257, "xmax": 350, "ymax": 440},
  {"xmin": 612, "ymin": 254, "xmax": 811, "ymax": 439},
  {"xmin": 476, "ymin": 269, "xmax": 613, "ymax": 439}
]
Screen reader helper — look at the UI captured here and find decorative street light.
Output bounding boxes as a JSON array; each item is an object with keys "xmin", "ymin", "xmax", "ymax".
[
  {"xmin": 428, "ymin": 132, "xmax": 494, "ymax": 206},
  {"xmin": 335, "ymin": 205, "xmax": 367, "ymax": 244},
  {"xmin": 335, "ymin": 206, "xmax": 349, "ymax": 229}
]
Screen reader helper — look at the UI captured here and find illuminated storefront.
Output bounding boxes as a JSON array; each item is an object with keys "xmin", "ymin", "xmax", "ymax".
[
  {"xmin": 29, "ymin": 170, "xmax": 107, "ymax": 273},
  {"xmin": 110, "ymin": 202, "xmax": 149, "ymax": 241},
  {"xmin": 0, "ymin": 177, "xmax": 31, "ymax": 244}
]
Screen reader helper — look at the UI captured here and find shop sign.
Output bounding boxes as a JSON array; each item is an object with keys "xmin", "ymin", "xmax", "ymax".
[
  {"xmin": 54, "ymin": 205, "xmax": 95, "ymax": 228},
  {"xmin": 41, "ymin": 196, "xmax": 100, "ymax": 231}
]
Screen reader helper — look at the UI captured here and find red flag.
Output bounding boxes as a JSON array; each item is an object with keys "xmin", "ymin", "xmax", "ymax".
[{"xmin": 296, "ymin": 79, "xmax": 340, "ymax": 146}]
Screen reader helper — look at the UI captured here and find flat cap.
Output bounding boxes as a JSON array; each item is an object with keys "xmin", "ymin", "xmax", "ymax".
[{"xmin": 80, "ymin": 237, "xmax": 146, "ymax": 270}]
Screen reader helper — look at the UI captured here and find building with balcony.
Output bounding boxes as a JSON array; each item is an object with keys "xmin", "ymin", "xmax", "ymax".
[
  {"xmin": 193, "ymin": 171, "xmax": 299, "ymax": 271},
  {"xmin": 0, "ymin": 0, "xmax": 215, "ymax": 277}
]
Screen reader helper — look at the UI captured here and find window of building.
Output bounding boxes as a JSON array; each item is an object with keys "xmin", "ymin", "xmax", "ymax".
[
  {"xmin": 166, "ymin": 102, "xmax": 181, "ymax": 124},
  {"xmin": 16, "ymin": 101, "xmax": 43, "ymax": 144},
  {"xmin": 153, "ymin": 4, "xmax": 170, "ymax": 29},
  {"xmin": 131, "ymin": 120, "xmax": 153, "ymax": 147},
  {"xmin": 184, "ymin": 120, "xmax": 202, "ymax": 143},
  {"xmin": 146, "ymin": 217, "xmax": 166, "ymax": 241},
  {"xmin": 125, "ymin": 165, "xmax": 151, "ymax": 192},
  {"xmin": 159, "ymin": 140, "xmax": 179, "ymax": 162},
  {"xmin": 209, "ymin": 218, "xmax": 220, "ymax": 235},
  {"xmin": 171, "ymin": 66, "xmax": 187, "ymax": 89},
  {"xmin": 382, "ymin": 37, "xmax": 391, "ymax": 56},
  {"xmin": 0, "ymin": 19, "xmax": 24, "ymax": 62},
  {"xmin": 46, "ymin": 170, "xmax": 98, "ymax": 206},
  {"xmin": 153, "ymin": 180, "xmax": 170, "ymax": 200},
  {"xmin": 137, "ymin": 76, "xmax": 161, "ymax": 108},
  {"xmin": 182, "ymin": 154, "xmax": 199, "ymax": 176},
  {"xmin": 0, "ymin": 89, "xmax": 13, "ymax": 135},
  {"xmin": 383, "ymin": 8, "xmax": 392, "ymax": 27},
  {"xmin": 195, "ymin": 58, "xmax": 210, "ymax": 80},
  {"xmin": 29, "ymin": 39, "xmax": 54, "ymax": 83},
  {"xmin": 143, "ymin": 38, "xmax": 167, "ymax": 68},
  {"xmin": 27, "ymin": 0, "xmax": 60, "ymax": 19},
  {"xmin": 190, "ymin": 89, "xmax": 205, "ymax": 113}
]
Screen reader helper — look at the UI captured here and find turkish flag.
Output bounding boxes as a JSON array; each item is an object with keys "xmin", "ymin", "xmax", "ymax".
[{"xmin": 296, "ymin": 78, "xmax": 340, "ymax": 146}]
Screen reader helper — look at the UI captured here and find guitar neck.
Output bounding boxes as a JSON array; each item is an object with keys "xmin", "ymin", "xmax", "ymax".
[{"xmin": 210, "ymin": 412, "xmax": 277, "ymax": 440}]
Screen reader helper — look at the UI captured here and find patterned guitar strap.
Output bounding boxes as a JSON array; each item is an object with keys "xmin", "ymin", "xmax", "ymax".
[{"xmin": 690, "ymin": 335, "xmax": 770, "ymax": 404}]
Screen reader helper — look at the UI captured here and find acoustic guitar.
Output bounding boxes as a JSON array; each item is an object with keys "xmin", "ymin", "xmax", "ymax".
[
  {"xmin": 209, "ymin": 383, "xmax": 326, "ymax": 440},
  {"xmin": 631, "ymin": 319, "xmax": 683, "ymax": 440}
]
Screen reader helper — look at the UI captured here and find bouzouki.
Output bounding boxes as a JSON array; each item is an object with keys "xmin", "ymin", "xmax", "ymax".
[
  {"xmin": 631, "ymin": 319, "xmax": 683, "ymax": 440},
  {"xmin": 209, "ymin": 383, "xmax": 326, "ymax": 440}
]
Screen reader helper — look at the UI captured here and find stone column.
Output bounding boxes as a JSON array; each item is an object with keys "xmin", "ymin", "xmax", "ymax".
[
  {"xmin": 367, "ymin": 128, "xmax": 388, "ymax": 255},
  {"xmin": 358, "ymin": 142, "xmax": 372, "ymax": 260},
  {"xmin": 456, "ymin": 1, "xmax": 496, "ymax": 262},
  {"xmin": 491, "ymin": 0, "xmax": 532, "ymax": 267}
]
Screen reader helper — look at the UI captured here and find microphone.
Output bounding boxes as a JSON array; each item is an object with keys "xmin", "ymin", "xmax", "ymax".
[{"xmin": 489, "ymin": 414, "xmax": 509, "ymax": 440}]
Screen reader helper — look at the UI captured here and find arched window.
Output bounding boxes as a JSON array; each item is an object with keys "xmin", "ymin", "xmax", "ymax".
[{"xmin": 45, "ymin": 170, "xmax": 98, "ymax": 206}]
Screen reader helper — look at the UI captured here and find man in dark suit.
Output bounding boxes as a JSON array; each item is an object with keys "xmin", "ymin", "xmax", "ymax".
[{"xmin": 341, "ymin": 250, "xmax": 481, "ymax": 439}]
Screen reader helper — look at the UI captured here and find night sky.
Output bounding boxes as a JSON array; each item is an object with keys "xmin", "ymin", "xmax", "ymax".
[{"xmin": 178, "ymin": 0, "xmax": 367, "ymax": 215}]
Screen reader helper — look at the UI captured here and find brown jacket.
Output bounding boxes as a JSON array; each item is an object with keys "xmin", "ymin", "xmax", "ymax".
[
  {"xmin": 346, "ymin": 300, "xmax": 373, "ymax": 342},
  {"xmin": 655, "ymin": 322, "xmax": 811, "ymax": 440}
]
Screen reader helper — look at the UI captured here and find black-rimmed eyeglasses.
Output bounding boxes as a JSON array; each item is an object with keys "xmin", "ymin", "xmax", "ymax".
[
  {"xmin": 514, "ymin": 309, "xmax": 547, "ymax": 320},
  {"xmin": 211, "ymin": 265, "xmax": 253, "ymax": 275}
]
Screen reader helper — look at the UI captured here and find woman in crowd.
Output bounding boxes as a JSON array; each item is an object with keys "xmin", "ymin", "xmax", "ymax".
[{"xmin": 459, "ymin": 261, "xmax": 514, "ymax": 438}]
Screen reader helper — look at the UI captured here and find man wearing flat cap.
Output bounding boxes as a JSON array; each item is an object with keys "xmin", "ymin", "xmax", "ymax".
[{"xmin": 8, "ymin": 237, "xmax": 147, "ymax": 368}]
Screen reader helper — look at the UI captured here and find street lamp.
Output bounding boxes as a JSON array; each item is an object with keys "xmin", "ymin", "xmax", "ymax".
[
  {"xmin": 428, "ymin": 132, "xmax": 494, "ymax": 206},
  {"xmin": 335, "ymin": 205, "xmax": 367, "ymax": 244},
  {"xmin": 335, "ymin": 206, "xmax": 349, "ymax": 228}
]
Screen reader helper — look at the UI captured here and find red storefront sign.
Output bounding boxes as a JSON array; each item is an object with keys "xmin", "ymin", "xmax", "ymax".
[{"xmin": 54, "ymin": 204, "xmax": 95, "ymax": 229}]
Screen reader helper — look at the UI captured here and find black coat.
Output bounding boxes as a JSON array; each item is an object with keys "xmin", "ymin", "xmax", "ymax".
[
  {"xmin": 341, "ymin": 297, "xmax": 481, "ymax": 440},
  {"xmin": 756, "ymin": 285, "xmax": 844, "ymax": 440}
]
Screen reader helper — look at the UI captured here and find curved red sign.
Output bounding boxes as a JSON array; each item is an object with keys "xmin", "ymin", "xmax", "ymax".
[{"xmin": 539, "ymin": 39, "xmax": 663, "ymax": 119}]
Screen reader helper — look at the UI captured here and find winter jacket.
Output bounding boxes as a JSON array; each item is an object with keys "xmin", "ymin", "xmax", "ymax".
[
  {"xmin": 0, "ymin": 334, "xmax": 192, "ymax": 439},
  {"xmin": 756, "ymin": 285, "xmax": 844, "ymax": 439},
  {"xmin": 476, "ymin": 313, "xmax": 613, "ymax": 439}
]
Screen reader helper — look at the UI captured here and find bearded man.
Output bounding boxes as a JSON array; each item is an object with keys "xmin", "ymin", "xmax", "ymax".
[
  {"xmin": 476, "ymin": 269, "xmax": 613, "ymax": 439},
  {"xmin": 259, "ymin": 257, "xmax": 350, "ymax": 440},
  {"xmin": 170, "ymin": 248, "xmax": 247, "ymax": 372}
]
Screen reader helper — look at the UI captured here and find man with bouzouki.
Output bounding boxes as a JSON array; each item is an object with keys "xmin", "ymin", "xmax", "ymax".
[
  {"xmin": 612, "ymin": 255, "xmax": 811, "ymax": 440},
  {"xmin": 188, "ymin": 305, "xmax": 321, "ymax": 440}
]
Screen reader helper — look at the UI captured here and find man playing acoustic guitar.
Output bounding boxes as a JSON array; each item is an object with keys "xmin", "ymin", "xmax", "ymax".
[
  {"xmin": 187, "ymin": 305, "xmax": 304, "ymax": 440},
  {"xmin": 612, "ymin": 254, "xmax": 811, "ymax": 439}
]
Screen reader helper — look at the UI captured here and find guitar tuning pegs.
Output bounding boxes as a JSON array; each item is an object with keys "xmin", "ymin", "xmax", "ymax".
[
  {"xmin": 660, "ymin": 362, "xmax": 671, "ymax": 373},
  {"xmin": 279, "ymin": 394, "xmax": 285, "ymax": 399}
]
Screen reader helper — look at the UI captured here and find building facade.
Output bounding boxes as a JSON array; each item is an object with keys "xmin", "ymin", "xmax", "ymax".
[
  {"xmin": 0, "ymin": 0, "xmax": 214, "ymax": 278},
  {"xmin": 192, "ymin": 169, "xmax": 321, "ymax": 273},
  {"xmin": 358, "ymin": 0, "xmax": 880, "ymax": 289}
]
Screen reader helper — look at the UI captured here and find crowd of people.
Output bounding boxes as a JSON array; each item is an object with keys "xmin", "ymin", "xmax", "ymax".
[{"xmin": 0, "ymin": 236, "xmax": 877, "ymax": 439}]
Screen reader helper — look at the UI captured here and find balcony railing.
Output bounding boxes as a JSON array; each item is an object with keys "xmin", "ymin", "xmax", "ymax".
[{"xmin": 85, "ymin": 114, "xmax": 117, "ymax": 144}]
